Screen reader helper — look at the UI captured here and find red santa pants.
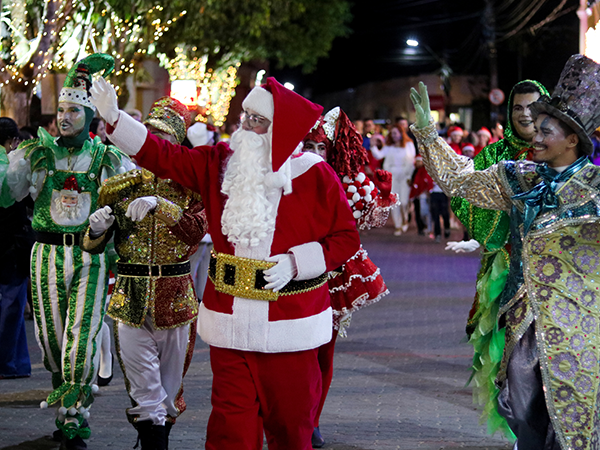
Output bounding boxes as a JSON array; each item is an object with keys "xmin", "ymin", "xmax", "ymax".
[
  {"xmin": 315, "ymin": 327, "xmax": 339, "ymax": 427},
  {"xmin": 206, "ymin": 346, "xmax": 321, "ymax": 450}
]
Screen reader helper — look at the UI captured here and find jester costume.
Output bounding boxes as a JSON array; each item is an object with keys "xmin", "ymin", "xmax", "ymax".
[
  {"xmin": 450, "ymin": 80, "xmax": 548, "ymax": 438},
  {"xmin": 82, "ymin": 97, "xmax": 206, "ymax": 448},
  {"xmin": 0, "ymin": 54, "xmax": 134, "ymax": 443},
  {"xmin": 412, "ymin": 54, "xmax": 600, "ymax": 450}
]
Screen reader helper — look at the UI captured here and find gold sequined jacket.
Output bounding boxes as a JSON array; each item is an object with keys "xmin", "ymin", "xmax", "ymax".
[{"xmin": 82, "ymin": 169, "xmax": 207, "ymax": 329}]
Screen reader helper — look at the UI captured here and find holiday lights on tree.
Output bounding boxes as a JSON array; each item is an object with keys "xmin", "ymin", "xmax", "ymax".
[{"xmin": 158, "ymin": 46, "xmax": 240, "ymax": 127}]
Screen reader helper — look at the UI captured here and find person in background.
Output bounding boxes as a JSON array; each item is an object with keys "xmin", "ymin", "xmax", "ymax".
[
  {"xmin": 490, "ymin": 121, "xmax": 504, "ymax": 143},
  {"xmin": 476, "ymin": 127, "xmax": 492, "ymax": 154},
  {"xmin": 39, "ymin": 114, "xmax": 58, "ymax": 137},
  {"xmin": 89, "ymin": 117, "xmax": 107, "ymax": 143},
  {"xmin": 126, "ymin": 109, "xmax": 143, "ymax": 122},
  {"xmin": 0, "ymin": 117, "xmax": 34, "ymax": 380},
  {"xmin": 447, "ymin": 125, "xmax": 464, "ymax": 154},
  {"xmin": 371, "ymin": 126, "xmax": 416, "ymax": 235}
]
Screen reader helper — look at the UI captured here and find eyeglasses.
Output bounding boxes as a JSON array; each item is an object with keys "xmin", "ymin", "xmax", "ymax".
[{"xmin": 240, "ymin": 110, "xmax": 270, "ymax": 128}]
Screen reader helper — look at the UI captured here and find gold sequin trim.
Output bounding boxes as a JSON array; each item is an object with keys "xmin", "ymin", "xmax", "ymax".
[{"xmin": 154, "ymin": 196, "xmax": 183, "ymax": 226}]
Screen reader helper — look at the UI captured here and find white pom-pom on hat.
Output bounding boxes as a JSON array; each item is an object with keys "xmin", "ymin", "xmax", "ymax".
[
  {"xmin": 83, "ymin": 411, "xmax": 90, "ymax": 419},
  {"xmin": 356, "ymin": 173, "xmax": 366, "ymax": 183},
  {"xmin": 68, "ymin": 407, "xmax": 77, "ymax": 416},
  {"xmin": 40, "ymin": 401, "xmax": 48, "ymax": 409},
  {"xmin": 348, "ymin": 185, "xmax": 357, "ymax": 193},
  {"xmin": 91, "ymin": 384, "xmax": 99, "ymax": 394},
  {"xmin": 58, "ymin": 406, "xmax": 68, "ymax": 415},
  {"xmin": 353, "ymin": 210, "xmax": 362, "ymax": 219}
]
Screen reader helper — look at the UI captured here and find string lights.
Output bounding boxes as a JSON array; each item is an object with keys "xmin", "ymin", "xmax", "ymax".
[{"xmin": 159, "ymin": 46, "xmax": 240, "ymax": 126}]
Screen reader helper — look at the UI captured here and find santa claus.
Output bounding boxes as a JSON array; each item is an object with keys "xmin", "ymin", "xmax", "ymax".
[{"xmin": 90, "ymin": 76, "xmax": 360, "ymax": 450}]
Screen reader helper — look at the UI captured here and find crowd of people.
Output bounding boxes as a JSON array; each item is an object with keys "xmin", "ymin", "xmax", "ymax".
[{"xmin": 1, "ymin": 50, "xmax": 600, "ymax": 450}]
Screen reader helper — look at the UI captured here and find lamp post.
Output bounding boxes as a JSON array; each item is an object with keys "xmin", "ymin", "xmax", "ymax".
[{"xmin": 405, "ymin": 39, "xmax": 453, "ymax": 116}]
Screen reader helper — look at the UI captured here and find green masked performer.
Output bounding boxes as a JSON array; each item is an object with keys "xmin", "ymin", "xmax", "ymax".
[
  {"xmin": 410, "ymin": 55, "xmax": 600, "ymax": 450},
  {"xmin": 448, "ymin": 80, "xmax": 548, "ymax": 439},
  {"xmin": 0, "ymin": 54, "xmax": 134, "ymax": 450}
]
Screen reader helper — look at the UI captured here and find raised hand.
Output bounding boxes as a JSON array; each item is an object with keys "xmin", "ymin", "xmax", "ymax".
[
  {"xmin": 409, "ymin": 82, "xmax": 431, "ymax": 129},
  {"xmin": 89, "ymin": 77, "xmax": 119, "ymax": 126}
]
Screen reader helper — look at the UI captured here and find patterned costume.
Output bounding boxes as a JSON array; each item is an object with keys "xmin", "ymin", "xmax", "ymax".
[
  {"xmin": 82, "ymin": 97, "xmax": 205, "ymax": 449},
  {"xmin": 450, "ymin": 80, "xmax": 549, "ymax": 437},
  {"xmin": 411, "ymin": 54, "xmax": 600, "ymax": 450},
  {"xmin": 0, "ymin": 54, "xmax": 133, "ymax": 444}
]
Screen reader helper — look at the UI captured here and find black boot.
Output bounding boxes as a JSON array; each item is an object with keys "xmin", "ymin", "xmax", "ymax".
[
  {"xmin": 164, "ymin": 422, "xmax": 173, "ymax": 450},
  {"xmin": 152, "ymin": 425, "xmax": 167, "ymax": 450},
  {"xmin": 312, "ymin": 426, "xmax": 325, "ymax": 448},
  {"xmin": 133, "ymin": 420, "xmax": 154, "ymax": 450},
  {"xmin": 60, "ymin": 435, "xmax": 87, "ymax": 450}
]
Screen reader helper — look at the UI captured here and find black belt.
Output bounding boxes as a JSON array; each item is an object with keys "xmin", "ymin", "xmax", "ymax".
[
  {"xmin": 117, "ymin": 261, "xmax": 191, "ymax": 277},
  {"xmin": 34, "ymin": 231, "xmax": 81, "ymax": 246}
]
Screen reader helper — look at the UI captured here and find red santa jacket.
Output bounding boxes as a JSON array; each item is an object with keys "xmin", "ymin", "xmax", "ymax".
[{"xmin": 108, "ymin": 113, "xmax": 360, "ymax": 352}]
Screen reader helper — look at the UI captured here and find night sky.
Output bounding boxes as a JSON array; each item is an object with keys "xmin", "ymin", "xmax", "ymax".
[{"xmin": 270, "ymin": 0, "xmax": 580, "ymax": 101}]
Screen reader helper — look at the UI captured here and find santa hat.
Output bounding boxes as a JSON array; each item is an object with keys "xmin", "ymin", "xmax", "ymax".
[
  {"xmin": 477, "ymin": 127, "xmax": 492, "ymax": 138},
  {"xmin": 61, "ymin": 175, "xmax": 81, "ymax": 194},
  {"xmin": 448, "ymin": 126, "xmax": 463, "ymax": 136},
  {"xmin": 144, "ymin": 97, "xmax": 191, "ymax": 144},
  {"xmin": 59, "ymin": 54, "xmax": 114, "ymax": 110},
  {"xmin": 187, "ymin": 121, "xmax": 215, "ymax": 147},
  {"xmin": 243, "ymin": 77, "xmax": 323, "ymax": 172},
  {"xmin": 462, "ymin": 144, "xmax": 475, "ymax": 153}
]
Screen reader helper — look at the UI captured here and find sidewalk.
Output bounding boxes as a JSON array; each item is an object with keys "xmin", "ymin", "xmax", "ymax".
[{"xmin": 0, "ymin": 226, "xmax": 511, "ymax": 450}]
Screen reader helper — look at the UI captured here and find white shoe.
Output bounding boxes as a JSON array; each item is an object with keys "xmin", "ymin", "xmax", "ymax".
[{"xmin": 394, "ymin": 229, "xmax": 402, "ymax": 236}]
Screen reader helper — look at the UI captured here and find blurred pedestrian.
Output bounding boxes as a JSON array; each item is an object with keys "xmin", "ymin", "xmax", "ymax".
[
  {"xmin": 371, "ymin": 127, "xmax": 416, "ymax": 234},
  {"xmin": 90, "ymin": 117, "xmax": 107, "ymax": 143},
  {"xmin": 0, "ymin": 117, "xmax": 34, "ymax": 380}
]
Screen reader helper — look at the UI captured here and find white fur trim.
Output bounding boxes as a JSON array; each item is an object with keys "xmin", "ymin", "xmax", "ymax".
[
  {"xmin": 290, "ymin": 152, "xmax": 322, "ymax": 179},
  {"xmin": 107, "ymin": 111, "xmax": 148, "ymax": 156},
  {"xmin": 197, "ymin": 302, "xmax": 332, "ymax": 352},
  {"xmin": 288, "ymin": 241, "xmax": 326, "ymax": 280},
  {"xmin": 242, "ymin": 86, "xmax": 274, "ymax": 121},
  {"xmin": 187, "ymin": 122, "xmax": 212, "ymax": 147}
]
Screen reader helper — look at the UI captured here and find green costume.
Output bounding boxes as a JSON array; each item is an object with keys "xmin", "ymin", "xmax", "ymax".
[
  {"xmin": 450, "ymin": 80, "xmax": 549, "ymax": 438},
  {"xmin": 0, "ymin": 55, "xmax": 133, "ymax": 441}
]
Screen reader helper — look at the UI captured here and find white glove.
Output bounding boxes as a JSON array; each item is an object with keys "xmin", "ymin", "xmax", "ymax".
[
  {"xmin": 445, "ymin": 239, "xmax": 481, "ymax": 253},
  {"xmin": 263, "ymin": 253, "xmax": 298, "ymax": 292},
  {"xmin": 89, "ymin": 77, "xmax": 119, "ymax": 126},
  {"xmin": 89, "ymin": 206, "xmax": 115, "ymax": 235},
  {"xmin": 126, "ymin": 196, "xmax": 158, "ymax": 222}
]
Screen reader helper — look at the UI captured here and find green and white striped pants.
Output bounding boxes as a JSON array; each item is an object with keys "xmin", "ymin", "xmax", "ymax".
[{"xmin": 31, "ymin": 242, "xmax": 108, "ymax": 408}]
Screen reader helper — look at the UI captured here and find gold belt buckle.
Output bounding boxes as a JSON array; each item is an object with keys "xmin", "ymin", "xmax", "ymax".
[{"xmin": 213, "ymin": 252, "xmax": 278, "ymax": 301}]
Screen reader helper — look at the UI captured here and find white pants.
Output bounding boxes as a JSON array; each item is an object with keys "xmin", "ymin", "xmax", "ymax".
[{"xmin": 116, "ymin": 316, "xmax": 192, "ymax": 425}]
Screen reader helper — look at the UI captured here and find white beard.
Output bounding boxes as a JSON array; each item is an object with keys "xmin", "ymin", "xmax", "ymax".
[
  {"xmin": 54, "ymin": 196, "xmax": 82, "ymax": 220},
  {"xmin": 221, "ymin": 128, "xmax": 278, "ymax": 248}
]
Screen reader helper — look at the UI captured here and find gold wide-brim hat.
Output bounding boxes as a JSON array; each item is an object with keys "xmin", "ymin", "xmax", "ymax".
[{"xmin": 529, "ymin": 54, "xmax": 600, "ymax": 155}]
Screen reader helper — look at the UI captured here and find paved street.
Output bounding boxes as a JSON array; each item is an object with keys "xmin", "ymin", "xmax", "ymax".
[{"xmin": 0, "ymin": 226, "xmax": 512, "ymax": 450}]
